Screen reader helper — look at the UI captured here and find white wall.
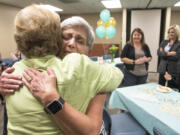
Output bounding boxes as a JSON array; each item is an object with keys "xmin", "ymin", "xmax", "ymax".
[
  {"xmin": 131, "ymin": 10, "xmax": 161, "ymax": 72},
  {"xmin": 171, "ymin": 11, "xmax": 180, "ymax": 26}
]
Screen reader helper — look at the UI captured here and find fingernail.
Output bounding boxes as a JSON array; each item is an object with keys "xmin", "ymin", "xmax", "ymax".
[
  {"xmin": 18, "ymin": 81, "xmax": 23, "ymax": 85},
  {"xmin": 15, "ymin": 85, "xmax": 20, "ymax": 89}
]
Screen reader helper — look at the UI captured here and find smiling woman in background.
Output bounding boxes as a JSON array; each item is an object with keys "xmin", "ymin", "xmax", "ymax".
[{"xmin": 121, "ymin": 28, "xmax": 152, "ymax": 86}]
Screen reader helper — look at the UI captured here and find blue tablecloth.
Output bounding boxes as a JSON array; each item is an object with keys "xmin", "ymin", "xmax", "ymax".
[{"xmin": 109, "ymin": 83, "xmax": 180, "ymax": 135}]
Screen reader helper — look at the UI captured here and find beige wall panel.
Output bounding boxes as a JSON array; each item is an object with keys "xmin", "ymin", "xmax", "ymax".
[
  {"xmin": 171, "ymin": 11, "xmax": 180, "ymax": 26},
  {"xmin": 0, "ymin": 4, "xmax": 20, "ymax": 58}
]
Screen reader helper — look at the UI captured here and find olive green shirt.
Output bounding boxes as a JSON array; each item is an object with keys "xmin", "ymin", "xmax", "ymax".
[{"xmin": 6, "ymin": 53, "xmax": 123, "ymax": 135}]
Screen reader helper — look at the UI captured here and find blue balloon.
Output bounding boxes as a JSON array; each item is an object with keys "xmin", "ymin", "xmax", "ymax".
[
  {"xmin": 96, "ymin": 26, "xmax": 106, "ymax": 39},
  {"xmin": 100, "ymin": 9, "xmax": 110, "ymax": 23},
  {"xmin": 106, "ymin": 26, "xmax": 116, "ymax": 39}
]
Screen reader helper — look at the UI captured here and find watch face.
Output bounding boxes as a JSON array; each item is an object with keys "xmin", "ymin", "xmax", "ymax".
[{"xmin": 47, "ymin": 100, "xmax": 63, "ymax": 114}]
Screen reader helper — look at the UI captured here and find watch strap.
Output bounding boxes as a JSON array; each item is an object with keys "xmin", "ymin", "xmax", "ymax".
[
  {"xmin": 44, "ymin": 97, "xmax": 65, "ymax": 115},
  {"xmin": 59, "ymin": 96, "xmax": 65, "ymax": 105}
]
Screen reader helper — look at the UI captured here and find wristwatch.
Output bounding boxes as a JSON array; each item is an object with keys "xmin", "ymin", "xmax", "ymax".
[
  {"xmin": 133, "ymin": 60, "xmax": 135, "ymax": 65},
  {"xmin": 44, "ymin": 97, "xmax": 65, "ymax": 115}
]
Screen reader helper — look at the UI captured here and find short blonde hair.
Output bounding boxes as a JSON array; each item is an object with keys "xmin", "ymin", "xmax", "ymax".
[
  {"xmin": 167, "ymin": 25, "xmax": 180, "ymax": 41},
  {"xmin": 14, "ymin": 4, "xmax": 62, "ymax": 58}
]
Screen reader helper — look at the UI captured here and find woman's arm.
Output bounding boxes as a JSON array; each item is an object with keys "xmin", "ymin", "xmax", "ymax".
[
  {"xmin": 0, "ymin": 67, "xmax": 22, "ymax": 95},
  {"xmin": 121, "ymin": 44, "xmax": 135, "ymax": 64},
  {"xmin": 53, "ymin": 94, "xmax": 106, "ymax": 135},
  {"xmin": 23, "ymin": 68, "xmax": 106, "ymax": 135},
  {"xmin": 0, "ymin": 67, "xmax": 106, "ymax": 135},
  {"xmin": 122, "ymin": 57, "xmax": 149, "ymax": 65},
  {"xmin": 145, "ymin": 57, "xmax": 152, "ymax": 63},
  {"xmin": 121, "ymin": 57, "xmax": 134, "ymax": 64},
  {"xmin": 157, "ymin": 40, "xmax": 168, "ymax": 57},
  {"xmin": 167, "ymin": 45, "xmax": 180, "ymax": 61}
]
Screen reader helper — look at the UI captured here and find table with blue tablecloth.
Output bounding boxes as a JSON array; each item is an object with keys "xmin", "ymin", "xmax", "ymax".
[
  {"xmin": 109, "ymin": 83, "xmax": 180, "ymax": 135},
  {"xmin": 93, "ymin": 57, "xmax": 124, "ymax": 72}
]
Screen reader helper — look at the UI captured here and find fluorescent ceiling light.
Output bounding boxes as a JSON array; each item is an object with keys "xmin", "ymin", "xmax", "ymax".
[
  {"xmin": 174, "ymin": 1, "xmax": 180, "ymax": 6},
  {"xmin": 37, "ymin": 5, "xmax": 63, "ymax": 12},
  {"xmin": 101, "ymin": 0, "xmax": 121, "ymax": 9}
]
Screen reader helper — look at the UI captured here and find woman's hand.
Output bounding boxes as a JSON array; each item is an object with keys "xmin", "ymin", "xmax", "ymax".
[
  {"xmin": 135, "ymin": 57, "xmax": 145, "ymax": 64},
  {"xmin": 135, "ymin": 56, "xmax": 151, "ymax": 64},
  {"xmin": 142, "ymin": 56, "xmax": 148, "ymax": 62},
  {"xmin": 23, "ymin": 68, "xmax": 59, "ymax": 106},
  {"xmin": 166, "ymin": 51, "xmax": 176, "ymax": 56},
  {"xmin": 164, "ymin": 72, "xmax": 172, "ymax": 81},
  {"xmin": 160, "ymin": 47, "xmax": 163, "ymax": 52},
  {"xmin": 0, "ymin": 67, "xmax": 22, "ymax": 95}
]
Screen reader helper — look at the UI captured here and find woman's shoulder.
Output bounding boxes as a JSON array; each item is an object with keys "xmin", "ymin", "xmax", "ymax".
[
  {"xmin": 63, "ymin": 53, "xmax": 92, "ymax": 68},
  {"xmin": 125, "ymin": 42, "xmax": 132, "ymax": 46},
  {"xmin": 175, "ymin": 40, "xmax": 180, "ymax": 45},
  {"xmin": 123, "ymin": 43, "xmax": 133, "ymax": 49},
  {"xmin": 63, "ymin": 53, "xmax": 88, "ymax": 62},
  {"xmin": 143, "ymin": 43, "xmax": 149, "ymax": 49},
  {"xmin": 161, "ymin": 40, "xmax": 169, "ymax": 45}
]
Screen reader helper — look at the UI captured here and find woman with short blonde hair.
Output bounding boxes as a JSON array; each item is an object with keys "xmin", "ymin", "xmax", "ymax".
[
  {"xmin": 167, "ymin": 25, "xmax": 180, "ymax": 40},
  {"xmin": 158, "ymin": 25, "xmax": 180, "ymax": 90}
]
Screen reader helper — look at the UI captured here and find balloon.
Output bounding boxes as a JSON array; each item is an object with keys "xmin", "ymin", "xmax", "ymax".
[
  {"xmin": 96, "ymin": 26, "xmax": 106, "ymax": 39},
  {"xmin": 97, "ymin": 19, "xmax": 106, "ymax": 27},
  {"xmin": 106, "ymin": 26, "xmax": 116, "ymax": 39},
  {"xmin": 105, "ymin": 36, "xmax": 109, "ymax": 40},
  {"xmin": 100, "ymin": 9, "xmax": 110, "ymax": 23},
  {"xmin": 105, "ymin": 17, "xmax": 116, "ymax": 27}
]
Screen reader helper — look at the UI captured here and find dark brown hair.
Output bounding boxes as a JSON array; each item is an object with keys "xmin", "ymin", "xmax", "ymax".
[{"xmin": 130, "ymin": 28, "xmax": 145, "ymax": 46}]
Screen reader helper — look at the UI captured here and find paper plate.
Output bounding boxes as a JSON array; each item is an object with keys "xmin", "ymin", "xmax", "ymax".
[{"xmin": 156, "ymin": 86, "xmax": 172, "ymax": 93}]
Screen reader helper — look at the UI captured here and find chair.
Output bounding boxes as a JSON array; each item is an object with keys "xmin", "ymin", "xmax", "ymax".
[
  {"xmin": 0, "ymin": 95, "xmax": 7, "ymax": 135},
  {"xmin": 2, "ymin": 58, "xmax": 13, "ymax": 65},
  {"xmin": 153, "ymin": 127, "xmax": 167, "ymax": 135},
  {"xmin": 110, "ymin": 112, "xmax": 146, "ymax": 135},
  {"xmin": 90, "ymin": 56, "xmax": 98, "ymax": 61},
  {"xmin": 103, "ymin": 108, "xmax": 112, "ymax": 135},
  {"xmin": 103, "ymin": 55, "xmax": 111, "ymax": 60},
  {"xmin": 1, "ymin": 58, "xmax": 14, "ymax": 70},
  {"xmin": 3, "ymin": 106, "xmax": 7, "ymax": 135}
]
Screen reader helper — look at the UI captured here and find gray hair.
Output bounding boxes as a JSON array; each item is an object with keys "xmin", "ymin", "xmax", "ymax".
[{"xmin": 61, "ymin": 16, "xmax": 95, "ymax": 50}]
